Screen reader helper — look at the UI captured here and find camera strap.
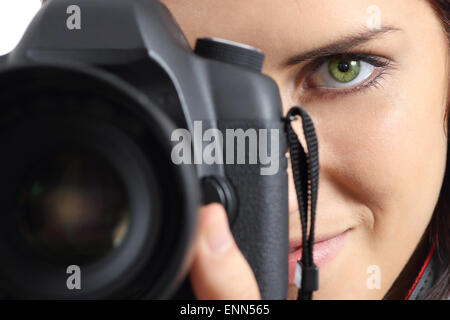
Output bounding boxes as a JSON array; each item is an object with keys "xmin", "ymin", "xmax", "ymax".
[{"xmin": 285, "ymin": 106, "xmax": 319, "ymax": 300}]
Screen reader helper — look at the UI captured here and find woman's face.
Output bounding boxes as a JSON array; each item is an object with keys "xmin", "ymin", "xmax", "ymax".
[{"xmin": 161, "ymin": 0, "xmax": 449, "ymax": 299}]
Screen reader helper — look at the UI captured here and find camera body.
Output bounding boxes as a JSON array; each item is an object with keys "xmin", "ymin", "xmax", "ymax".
[{"xmin": 0, "ymin": 0, "xmax": 288, "ymax": 299}]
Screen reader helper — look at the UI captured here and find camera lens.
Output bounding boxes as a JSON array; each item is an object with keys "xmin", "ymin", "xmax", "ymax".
[
  {"xmin": 0, "ymin": 65, "xmax": 200, "ymax": 299},
  {"xmin": 16, "ymin": 149, "xmax": 130, "ymax": 266}
]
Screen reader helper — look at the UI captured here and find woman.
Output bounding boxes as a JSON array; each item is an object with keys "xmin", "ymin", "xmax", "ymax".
[
  {"xmin": 41, "ymin": 0, "xmax": 449, "ymax": 299},
  {"xmin": 158, "ymin": 0, "xmax": 449, "ymax": 300}
]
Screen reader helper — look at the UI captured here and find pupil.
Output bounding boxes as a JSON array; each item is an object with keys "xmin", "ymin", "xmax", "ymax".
[{"xmin": 338, "ymin": 61, "xmax": 350, "ymax": 73}]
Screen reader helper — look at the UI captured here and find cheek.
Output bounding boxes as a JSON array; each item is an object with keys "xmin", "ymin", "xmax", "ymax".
[
  {"xmin": 316, "ymin": 98, "xmax": 403, "ymax": 218},
  {"xmin": 313, "ymin": 78, "xmax": 447, "ymax": 233}
]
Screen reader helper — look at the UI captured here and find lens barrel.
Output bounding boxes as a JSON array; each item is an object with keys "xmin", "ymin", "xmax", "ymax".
[{"xmin": 0, "ymin": 65, "xmax": 199, "ymax": 299}]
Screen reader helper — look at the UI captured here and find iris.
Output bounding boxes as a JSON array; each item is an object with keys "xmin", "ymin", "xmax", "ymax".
[{"xmin": 328, "ymin": 58, "xmax": 361, "ymax": 83}]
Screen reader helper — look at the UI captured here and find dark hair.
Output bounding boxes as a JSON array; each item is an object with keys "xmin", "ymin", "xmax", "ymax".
[{"xmin": 424, "ymin": 0, "xmax": 450, "ymax": 300}]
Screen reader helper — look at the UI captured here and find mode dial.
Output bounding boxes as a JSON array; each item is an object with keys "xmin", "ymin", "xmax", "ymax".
[{"xmin": 195, "ymin": 38, "xmax": 265, "ymax": 72}]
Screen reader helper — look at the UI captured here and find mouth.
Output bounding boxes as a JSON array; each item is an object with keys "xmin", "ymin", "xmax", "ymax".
[{"xmin": 288, "ymin": 229, "xmax": 351, "ymax": 284}]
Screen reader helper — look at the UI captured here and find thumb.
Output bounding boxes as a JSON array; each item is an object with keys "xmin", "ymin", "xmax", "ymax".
[{"xmin": 190, "ymin": 203, "xmax": 261, "ymax": 300}]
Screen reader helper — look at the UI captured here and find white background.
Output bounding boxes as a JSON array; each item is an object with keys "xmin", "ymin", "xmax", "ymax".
[{"xmin": 0, "ymin": 0, "xmax": 41, "ymax": 55}]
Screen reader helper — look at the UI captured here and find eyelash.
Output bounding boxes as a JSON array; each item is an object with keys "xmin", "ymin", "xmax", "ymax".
[{"xmin": 300, "ymin": 53, "xmax": 394, "ymax": 98}]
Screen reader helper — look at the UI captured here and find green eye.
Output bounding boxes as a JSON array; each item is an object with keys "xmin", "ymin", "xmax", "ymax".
[{"xmin": 328, "ymin": 58, "xmax": 361, "ymax": 83}]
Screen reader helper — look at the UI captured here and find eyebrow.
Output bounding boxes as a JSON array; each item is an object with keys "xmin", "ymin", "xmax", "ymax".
[{"xmin": 284, "ymin": 25, "xmax": 402, "ymax": 65}]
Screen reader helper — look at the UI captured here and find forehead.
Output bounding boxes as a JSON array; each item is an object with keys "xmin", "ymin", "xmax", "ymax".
[{"xmin": 160, "ymin": 0, "xmax": 415, "ymax": 57}]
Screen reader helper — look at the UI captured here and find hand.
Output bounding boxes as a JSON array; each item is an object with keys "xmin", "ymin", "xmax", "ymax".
[{"xmin": 189, "ymin": 203, "xmax": 261, "ymax": 300}]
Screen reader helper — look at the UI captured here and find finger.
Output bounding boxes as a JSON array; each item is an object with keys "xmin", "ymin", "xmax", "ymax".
[
  {"xmin": 190, "ymin": 203, "xmax": 261, "ymax": 300},
  {"xmin": 287, "ymin": 284, "xmax": 299, "ymax": 300}
]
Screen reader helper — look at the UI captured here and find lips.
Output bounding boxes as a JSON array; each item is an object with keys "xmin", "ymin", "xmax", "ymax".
[{"xmin": 288, "ymin": 229, "xmax": 351, "ymax": 284}]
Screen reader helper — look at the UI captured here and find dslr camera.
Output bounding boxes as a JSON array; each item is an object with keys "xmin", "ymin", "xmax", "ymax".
[{"xmin": 0, "ymin": 0, "xmax": 288, "ymax": 299}]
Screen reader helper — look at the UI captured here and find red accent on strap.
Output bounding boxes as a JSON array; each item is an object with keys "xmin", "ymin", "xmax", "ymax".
[{"xmin": 404, "ymin": 239, "xmax": 437, "ymax": 300}]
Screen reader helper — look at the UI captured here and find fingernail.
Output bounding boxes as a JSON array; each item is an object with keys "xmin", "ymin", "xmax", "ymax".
[{"xmin": 203, "ymin": 205, "xmax": 233, "ymax": 255}]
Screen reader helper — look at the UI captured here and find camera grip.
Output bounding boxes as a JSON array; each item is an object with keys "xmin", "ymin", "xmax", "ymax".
[{"xmin": 218, "ymin": 119, "xmax": 289, "ymax": 300}]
